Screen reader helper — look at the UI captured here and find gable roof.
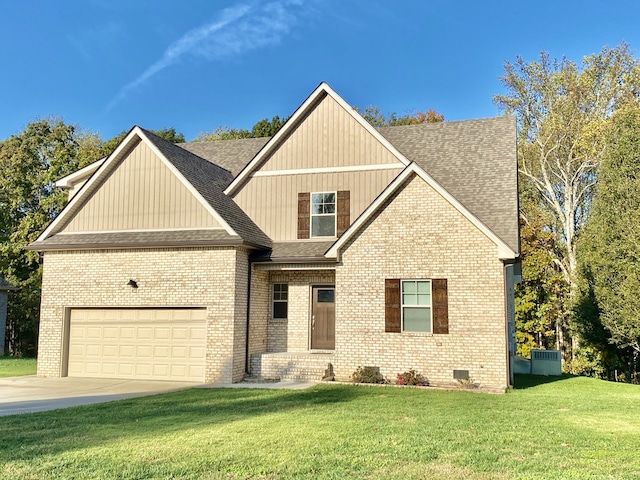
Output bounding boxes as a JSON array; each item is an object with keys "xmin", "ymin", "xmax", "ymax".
[
  {"xmin": 223, "ymin": 82, "xmax": 411, "ymax": 196},
  {"xmin": 326, "ymin": 163, "xmax": 518, "ymax": 261},
  {"xmin": 54, "ymin": 157, "xmax": 105, "ymax": 189},
  {"xmin": 32, "ymin": 127, "xmax": 271, "ymax": 250},
  {"xmin": 35, "ymin": 84, "xmax": 517, "ymax": 258},
  {"xmin": 141, "ymin": 129, "xmax": 271, "ymax": 248},
  {"xmin": 379, "ymin": 117, "xmax": 519, "ymax": 252}
]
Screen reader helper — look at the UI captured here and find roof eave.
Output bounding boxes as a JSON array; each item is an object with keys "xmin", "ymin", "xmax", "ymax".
[
  {"xmin": 250, "ymin": 256, "xmax": 337, "ymax": 264},
  {"xmin": 26, "ymin": 238, "xmax": 248, "ymax": 252}
]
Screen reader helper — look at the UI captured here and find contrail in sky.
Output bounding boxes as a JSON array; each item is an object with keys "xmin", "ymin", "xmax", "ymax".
[{"xmin": 107, "ymin": 1, "xmax": 308, "ymax": 110}]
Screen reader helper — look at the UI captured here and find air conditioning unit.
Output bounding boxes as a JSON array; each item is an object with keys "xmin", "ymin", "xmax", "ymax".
[{"xmin": 530, "ymin": 349, "xmax": 562, "ymax": 376}]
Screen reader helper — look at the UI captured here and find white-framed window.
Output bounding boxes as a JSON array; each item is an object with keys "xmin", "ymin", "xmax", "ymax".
[
  {"xmin": 311, "ymin": 192, "xmax": 336, "ymax": 237},
  {"xmin": 272, "ymin": 283, "xmax": 288, "ymax": 319},
  {"xmin": 401, "ymin": 280, "xmax": 432, "ymax": 332}
]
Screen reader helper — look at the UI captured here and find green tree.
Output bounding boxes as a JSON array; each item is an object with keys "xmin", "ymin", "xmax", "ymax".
[
  {"xmin": 576, "ymin": 106, "xmax": 640, "ymax": 378},
  {"xmin": 193, "ymin": 127, "xmax": 253, "ymax": 142},
  {"xmin": 99, "ymin": 127, "xmax": 186, "ymax": 158},
  {"xmin": 494, "ymin": 44, "xmax": 640, "ymax": 357},
  {"xmin": 515, "ymin": 201, "xmax": 564, "ymax": 357},
  {"xmin": 250, "ymin": 116, "xmax": 287, "ymax": 137},
  {"xmin": 194, "ymin": 116, "xmax": 288, "ymax": 142},
  {"xmin": 0, "ymin": 119, "xmax": 101, "ymax": 355},
  {"xmin": 357, "ymin": 106, "xmax": 444, "ymax": 127}
]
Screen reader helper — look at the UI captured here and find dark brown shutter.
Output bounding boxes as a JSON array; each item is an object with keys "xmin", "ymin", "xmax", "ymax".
[
  {"xmin": 337, "ymin": 190, "xmax": 350, "ymax": 236},
  {"xmin": 432, "ymin": 278, "xmax": 449, "ymax": 334},
  {"xmin": 297, "ymin": 192, "xmax": 310, "ymax": 239},
  {"xmin": 385, "ymin": 279, "xmax": 401, "ymax": 333}
]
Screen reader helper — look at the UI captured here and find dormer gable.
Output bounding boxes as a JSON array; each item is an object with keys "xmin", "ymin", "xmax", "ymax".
[{"xmin": 226, "ymin": 82, "xmax": 408, "ymax": 242}]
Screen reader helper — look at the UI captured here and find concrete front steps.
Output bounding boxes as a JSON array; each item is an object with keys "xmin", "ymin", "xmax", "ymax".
[{"xmin": 249, "ymin": 352, "xmax": 335, "ymax": 381}]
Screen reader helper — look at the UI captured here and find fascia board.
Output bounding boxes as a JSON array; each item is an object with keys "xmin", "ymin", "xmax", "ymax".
[{"xmin": 54, "ymin": 158, "xmax": 106, "ymax": 188}]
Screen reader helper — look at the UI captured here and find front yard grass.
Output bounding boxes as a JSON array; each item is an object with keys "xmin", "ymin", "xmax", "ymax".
[
  {"xmin": 0, "ymin": 357, "xmax": 36, "ymax": 377},
  {"xmin": 0, "ymin": 375, "xmax": 638, "ymax": 479}
]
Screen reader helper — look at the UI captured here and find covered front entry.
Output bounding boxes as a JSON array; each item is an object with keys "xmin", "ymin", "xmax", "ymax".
[
  {"xmin": 311, "ymin": 286, "xmax": 335, "ymax": 349},
  {"xmin": 66, "ymin": 308, "xmax": 207, "ymax": 382}
]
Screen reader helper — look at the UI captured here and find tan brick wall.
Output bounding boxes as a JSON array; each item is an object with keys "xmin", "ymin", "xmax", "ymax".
[
  {"xmin": 248, "ymin": 269, "xmax": 336, "ymax": 357},
  {"xmin": 269, "ymin": 271, "xmax": 335, "ymax": 352},
  {"xmin": 37, "ymin": 246, "xmax": 248, "ymax": 383},
  {"xmin": 231, "ymin": 250, "xmax": 249, "ymax": 382},
  {"xmin": 334, "ymin": 174, "xmax": 509, "ymax": 390},
  {"xmin": 248, "ymin": 269, "xmax": 269, "ymax": 355}
]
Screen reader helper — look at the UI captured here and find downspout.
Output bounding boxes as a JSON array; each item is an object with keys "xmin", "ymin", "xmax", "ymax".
[
  {"xmin": 244, "ymin": 256, "xmax": 253, "ymax": 375},
  {"xmin": 503, "ymin": 262, "xmax": 519, "ymax": 388}
]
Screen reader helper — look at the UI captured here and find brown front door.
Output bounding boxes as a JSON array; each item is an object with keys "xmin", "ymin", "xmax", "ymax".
[{"xmin": 311, "ymin": 286, "xmax": 335, "ymax": 350}]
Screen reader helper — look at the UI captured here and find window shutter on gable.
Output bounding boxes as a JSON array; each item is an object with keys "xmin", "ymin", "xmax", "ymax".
[
  {"xmin": 297, "ymin": 192, "xmax": 310, "ymax": 239},
  {"xmin": 337, "ymin": 190, "xmax": 350, "ymax": 236},
  {"xmin": 432, "ymin": 278, "xmax": 449, "ymax": 334},
  {"xmin": 385, "ymin": 279, "xmax": 401, "ymax": 333}
]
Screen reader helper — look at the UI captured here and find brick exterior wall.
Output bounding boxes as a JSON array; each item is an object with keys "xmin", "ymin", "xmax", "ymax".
[
  {"xmin": 37, "ymin": 246, "xmax": 249, "ymax": 383},
  {"xmin": 264, "ymin": 271, "xmax": 335, "ymax": 353},
  {"xmin": 334, "ymin": 174, "xmax": 509, "ymax": 389},
  {"xmin": 38, "ymin": 175, "xmax": 510, "ymax": 390},
  {"xmin": 248, "ymin": 269, "xmax": 269, "ymax": 356}
]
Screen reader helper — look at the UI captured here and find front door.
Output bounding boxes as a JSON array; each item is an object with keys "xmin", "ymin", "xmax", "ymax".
[{"xmin": 311, "ymin": 286, "xmax": 335, "ymax": 350}]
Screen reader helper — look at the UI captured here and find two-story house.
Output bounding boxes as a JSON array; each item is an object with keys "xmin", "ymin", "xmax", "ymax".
[{"xmin": 29, "ymin": 83, "xmax": 519, "ymax": 390}]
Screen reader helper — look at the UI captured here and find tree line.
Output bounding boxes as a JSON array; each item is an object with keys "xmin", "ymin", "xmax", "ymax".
[{"xmin": 495, "ymin": 43, "xmax": 640, "ymax": 381}]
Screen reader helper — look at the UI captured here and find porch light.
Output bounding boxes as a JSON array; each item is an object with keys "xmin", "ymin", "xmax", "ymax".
[{"xmin": 127, "ymin": 279, "xmax": 138, "ymax": 289}]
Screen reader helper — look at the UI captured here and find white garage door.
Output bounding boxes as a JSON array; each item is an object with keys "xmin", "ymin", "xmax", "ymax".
[{"xmin": 67, "ymin": 308, "xmax": 207, "ymax": 382}]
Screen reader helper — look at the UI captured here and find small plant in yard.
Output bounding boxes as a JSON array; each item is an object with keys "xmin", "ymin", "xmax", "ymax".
[
  {"xmin": 395, "ymin": 369, "xmax": 428, "ymax": 386},
  {"xmin": 351, "ymin": 366, "xmax": 387, "ymax": 384},
  {"xmin": 456, "ymin": 375, "xmax": 478, "ymax": 389}
]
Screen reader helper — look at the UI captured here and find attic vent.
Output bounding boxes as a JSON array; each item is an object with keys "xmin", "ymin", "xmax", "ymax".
[{"xmin": 531, "ymin": 349, "xmax": 562, "ymax": 376}]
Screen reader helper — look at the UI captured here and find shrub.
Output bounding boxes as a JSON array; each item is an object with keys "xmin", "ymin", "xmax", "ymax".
[
  {"xmin": 456, "ymin": 376, "xmax": 478, "ymax": 389},
  {"xmin": 563, "ymin": 346, "xmax": 606, "ymax": 379},
  {"xmin": 351, "ymin": 366, "xmax": 387, "ymax": 384},
  {"xmin": 395, "ymin": 369, "xmax": 428, "ymax": 386}
]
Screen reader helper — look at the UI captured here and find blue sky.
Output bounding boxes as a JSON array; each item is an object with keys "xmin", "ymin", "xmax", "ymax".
[{"xmin": 1, "ymin": 1, "xmax": 639, "ymax": 142}]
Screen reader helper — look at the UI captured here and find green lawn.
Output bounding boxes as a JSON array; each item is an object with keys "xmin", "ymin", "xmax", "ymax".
[
  {"xmin": 0, "ymin": 357, "xmax": 36, "ymax": 377},
  {"xmin": 0, "ymin": 375, "xmax": 638, "ymax": 479}
]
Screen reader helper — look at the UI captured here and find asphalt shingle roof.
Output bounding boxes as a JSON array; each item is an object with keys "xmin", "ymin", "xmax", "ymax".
[
  {"xmin": 251, "ymin": 241, "xmax": 336, "ymax": 262},
  {"xmin": 31, "ymin": 117, "xmax": 518, "ymax": 257},
  {"xmin": 180, "ymin": 137, "xmax": 271, "ymax": 177},
  {"xmin": 180, "ymin": 116, "xmax": 519, "ymax": 254},
  {"xmin": 28, "ymin": 230, "xmax": 240, "ymax": 251},
  {"xmin": 379, "ymin": 117, "xmax": 519, "ymax": 251},
  {"xmin": 141, "ymin": 129, "xmax": 271, "ymax": 249}
]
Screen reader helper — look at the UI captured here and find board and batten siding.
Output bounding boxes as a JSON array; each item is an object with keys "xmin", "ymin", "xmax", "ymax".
[
  {"xmin": 234, "ymin": 169, "xmax": 403, "ymax": 241},
  {"xmin": 259, "ymin": 94, "xmax": 403, "ymax": 171},
  {"xmin": 61, "ymin": 141, "xmax": 221, "ymax": 232},
  {"xmin": 231, "ymin": 93, "xmax": 405, "ymax": 241}
]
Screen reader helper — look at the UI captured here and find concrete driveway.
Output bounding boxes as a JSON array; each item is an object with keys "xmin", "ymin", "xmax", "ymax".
[{"xmin": 0, "ymin": 375, "xmax": 199, "ymax": 416}]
